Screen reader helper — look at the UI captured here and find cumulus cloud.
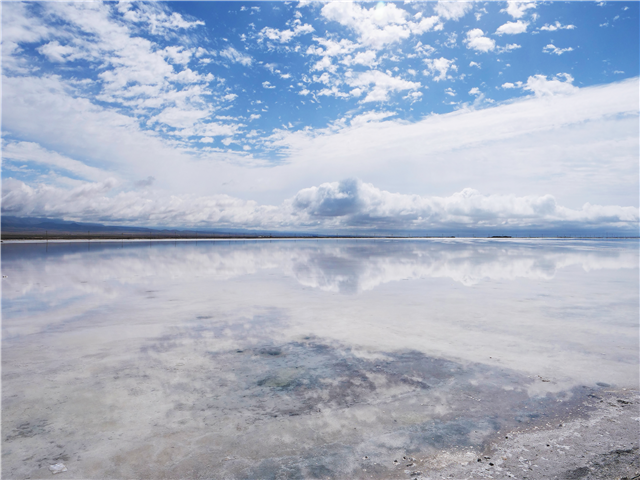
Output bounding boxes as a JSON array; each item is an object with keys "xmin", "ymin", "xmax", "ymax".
[
  {"xmin": 259, "ymin": 22, "xmax": 314, "ymax": 43},
  {"xmin": 4, "ymin": 177, "xmax": 636, "ymax": 233},
  {"xmin": 540, "ymin": 22, "xmax": 576, "ymax": 32},
  {"xmin": 29, "ymin": 2, "xmax": 214, "ymax": 118},
  {"xmin": 495, "ymin": 20, "xmax": 529, "ymax": 35},
  {"xmin": 2, "ymin": 2, "xmax": 54, "ymax": 72},
  {"xmin": 346, "ymin": 70, "xmax": 421, "ymax": 103},
  {"xmin": 37, "ymin": 41, "xmax": 80, "ymax": 63},
  {"xmin": 496, "ymin": 43, "xmax": 521, "ymax": 54},
  {"xmin": 523, "ymin": 74, "xmax": 578, "ymax": 96},
  {"xmin": 500, "ymin": 74, "xmax": 578, "ymax": 97},
  {"xmin": 5, "ymin": 1, "xmax": 244, "ymax": 144},
  {"xmin": 290, "ymin": 180, "xmax": 638, "ymax": 230},
  {"xmin": 263, "ymin": 77, "xmax": 638, "ymax": 211},
  {"xmin": 501, "ymin": 2, "xmax": 536, "ymax": 19},
  {"xmin": 342, "ymin": 50, "xmax": 378, "ymax": 67},
  {"xmin": 464, "ymin": 29, "xmax": 495, "ymax": 52},
  {"xmin": 321, "ymin": 2, "xmax": 441, "ymax": 50},
  {"xmin": 118, "ymin": 2, "xmax": 204, "ymax": 35},
  {"xmin": 307, "ymin": 37, "xmax": 357, "ymax": 58},
  {"xmin": 1, "ymin": 178, "xmax": 283, "ymax": 228},
  {"xmin": 423, "ymin": 57, "xmax": 458, "ymax": 82},
  {"xmin": 433, "ymin": 1, "xmax": 473, "ymax": 21},
  {"xmin": 543, "ymin": 44, "xmax": 574, "ymax": 55}
]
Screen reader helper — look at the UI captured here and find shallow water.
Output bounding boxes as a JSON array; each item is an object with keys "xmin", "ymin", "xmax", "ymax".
[{"xmin": 2, "ymin": 239, "xmax": 638, "ymax": 478}]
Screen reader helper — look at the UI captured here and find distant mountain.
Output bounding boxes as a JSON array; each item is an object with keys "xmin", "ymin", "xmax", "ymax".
[
  {"xmin": 0, "ymin": 216, "xmax": 321, "ymax": 238},
  {"xmin": 3, "ymin": 216, "xmax": 632, "ymax": 239},
  {"xmin": 1, "ymin": 216, "xmax": 154, "ymax": 234}
]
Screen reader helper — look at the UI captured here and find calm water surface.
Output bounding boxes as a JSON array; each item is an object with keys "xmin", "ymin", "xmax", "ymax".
[{"xmin": 2, "ymin": 239, "xmax": 638, "ymax": 478}]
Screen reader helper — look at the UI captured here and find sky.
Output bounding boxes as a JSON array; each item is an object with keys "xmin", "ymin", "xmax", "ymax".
[{"xmin": 1, "ymin": 0, "xmax": 639, "ymax": 235}]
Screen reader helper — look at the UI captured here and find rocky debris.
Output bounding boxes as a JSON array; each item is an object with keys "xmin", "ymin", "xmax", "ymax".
[{"xmin": 48, "ymin": 463, "xmax": 67, "ymax": 474}]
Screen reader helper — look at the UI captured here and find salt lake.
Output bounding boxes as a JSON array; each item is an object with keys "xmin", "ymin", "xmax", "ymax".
[{"xmin": 2, "ymin": 238, "xmax": 638, "ymax": 479}]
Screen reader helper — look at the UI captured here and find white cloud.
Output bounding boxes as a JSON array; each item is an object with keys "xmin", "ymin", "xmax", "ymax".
[
  {"xmin": 183, "ymin": 122, "xmax": 241, "ymax": 138},
  {"xmin": 150, "ymin": 106, "xmax": 211, "ymax": 130},
  {"xmin": 469, "ymin": 87, "xmax": 481, "ymax": 96},
  {"xmin": 2, "ymin": 141, "xmax": 113, "ymax": 182},
  {"xmin": 464, "ymin": 29, "xmax": 495, "ymax": 52},
  {"xmin": 317, "ymin": 86, "xmax": 351, "ymax": 99},
  {"xmin": 263, "ymin": 78, "xmax": 638, "ymax": 209},
  {"xmin": 540, "ymin": 21, "xmax": 576, "ymax": 31},
  {"xmin": 346, "ymin": 70, "xmax": 421, "ymax": 102},
  {"xmin": 2, "ymin": 3, "xmax": 53, "ymax": 66},
  {"xmin": 307, "ymin": 37, "xmax": 357, "ymax": 57},
  {"xmin": 163, "ymin": 46, "xmax": 192, "ymax": 65},
  {"xmin": 433, "ymin": 1, "xmax": 473, "ymax": 21},
  {"xmin": 8, "ymin": 1, "xmax": 221, "ymax": 138},
  {"xmin": 262, "ymin": 81, "xmax": 276, "ymax": 89},
  {"xmin": 259, "ymin": 22, "xmax": 314, "ymax": 43},
  {"xmin": 321, "ymin": 2, "xmax": 441, "ymax": 50},
  {"xmin": 523, "ymin": 73, "xmax": 578, "ymax": 96},
  {"xmin": 117, "ymin": 2, "xmax": 204, "ymax": 35},
  {"xmin": 543, "ymin": 44, "xmax": 574, "ymax": 55},
  {"xmin": 343, "ymin": 50, "xmax": 378, "ymax": 68},
  {"xmin": 423, "ymin": 57, "xmax": 458, "ymax": 82},
  {"xmin": 413, "ymin": 41, "xmax": 437, "ymax": 58},
  {"xmin": 220, "ymin": 46, "xmax": 253, "ymax": 66},
  {"xmin": 469, "ymin": 61, "xmax": 481, "ymax": 68},
  {"xmin": 501, "ymin": 74, "xmax": 578, "ymax": 97},
  {"xmin": 37, "ymin": 41, "xmax": 79, "ymax": 63},
  {"xmin": 4, "ymin": 54, "xmax": 638, "ymax": 217},
  {"xmin": 1, "ymin": 177, "xmax": 283, "ymax": 228},
  {"xmin": 501, "ymin": 2, "xmax": 536, "ymax": 19},
  {"xmin": 4, "ymin": 177, "xmax": 636, "ymax": 232},
  {"xmin": 497, "ymin": 43, "xmax": 521, "ymax": 54},
  {"xmin": 404, "ymin": 91, "xmax": 423, "ymax": 103},
  {"xmin": 350, "ymin": 111, "xmax": 397, "ymax": 127},
  {"xmin": 290, "ymin": 180, "xmax": 638, "ymax": 230},
  {"xmin": 47, "ymin": 3, "xmax": 208, "ymax": 96},
  {"xmin": 311, "ymin": 56, "xmax": 337, "ymax": 73},
  {"xmin": 495, "ymin": 20, "xmax": 529, "ymax": 35}
]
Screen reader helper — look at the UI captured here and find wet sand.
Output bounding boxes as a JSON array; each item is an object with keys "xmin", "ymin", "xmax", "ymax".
[{"xmin": 2, "ymin": 239, "xmax": 638, "ymax": 479}]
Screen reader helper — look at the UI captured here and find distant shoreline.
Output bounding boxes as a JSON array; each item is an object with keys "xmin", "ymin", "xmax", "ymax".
[{"xmin": 2, "ymin": 234, "xmax": 637, "ymax": 243}]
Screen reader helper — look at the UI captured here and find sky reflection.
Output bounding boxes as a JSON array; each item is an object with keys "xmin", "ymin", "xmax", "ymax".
[
  {"xmin": 2, "ymin": 239, "xmax": 638, "ymax": 478},
  {"xmin": 3, "ymin": 239, "xmax": 637, "ymax": 388}
]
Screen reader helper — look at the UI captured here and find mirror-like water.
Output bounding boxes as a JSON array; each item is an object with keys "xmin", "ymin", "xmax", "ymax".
[{"xmin": 2, "ymin": 239, "xmax": 638, "ymax": 479}]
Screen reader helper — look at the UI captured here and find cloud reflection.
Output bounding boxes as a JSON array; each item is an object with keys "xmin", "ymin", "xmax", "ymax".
[{"xmin": 2, "ymin": 239, "xmax": 636, "ymax": 300}]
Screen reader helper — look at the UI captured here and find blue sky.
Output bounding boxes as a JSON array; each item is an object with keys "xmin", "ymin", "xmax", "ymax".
[{"xmin": 2, "ymin": 1, "xmax": 638, "ymax": 234}]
